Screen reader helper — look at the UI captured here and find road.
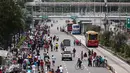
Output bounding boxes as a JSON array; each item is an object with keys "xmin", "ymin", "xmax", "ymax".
[{"xmin": 39, "ymin": 19, "xmax": 110, "ymax": 73}]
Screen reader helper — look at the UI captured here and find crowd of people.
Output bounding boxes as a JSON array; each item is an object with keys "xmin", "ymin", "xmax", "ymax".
[
  {"xmin": 1, "ymin": 20, "xmax": 108, "ymax": 73},
  {"xmin": 2, "ymin": 21, "xmax": 64, "ymax": 73},
  {"xmin": 74, "ymin": 49, "xmax": 108, "ymax": 68}
]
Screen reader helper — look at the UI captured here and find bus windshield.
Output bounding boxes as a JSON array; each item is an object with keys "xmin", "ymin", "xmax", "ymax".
[
  {"xmin": 74, "ymin": 26, "xmax": 79, "ymax": 28},
  {"xmin": 89, "ymin": 34, "xmax": 98, "ymax": 40}
]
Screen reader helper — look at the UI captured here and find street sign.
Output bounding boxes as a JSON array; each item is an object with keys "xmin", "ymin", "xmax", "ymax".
[
  {"xmin": 126, "ymin": 18, "xmax": 130, "ymax": 28},
  {"xmin": 39, "ymin": 16, "xmax": 48, "ymax": 19}
]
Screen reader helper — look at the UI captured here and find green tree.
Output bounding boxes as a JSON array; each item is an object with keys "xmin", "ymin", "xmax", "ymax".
[
  {"xmin": 112, "ymin": 32, "xmax": 128, "ymax": 53},
  {"xmin": 0, "ymin": 0, "xmax": 25, "ymax": 49},
  {"xmin": 100, "ymin": 31, "xmax": 113, "ymax": 47},
  {"xmin": 86, "ymin": 25, "xmax": 101, "ymax": 32}
]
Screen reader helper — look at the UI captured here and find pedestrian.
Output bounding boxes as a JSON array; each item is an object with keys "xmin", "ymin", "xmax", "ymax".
[
  {"xmin": 32, "ymin": 63, "xmax": 36, "ymax": 73},
  {"xmin": 50, "ymin": 43, "xmax": 53, "ymax": 51},
  {"xmin": 56, "ymin": 66, "xmax": 60, "ymax": 73},
  {"xmin": 47, "ymin": 60, "xmax": 51, "ymax": 71},
  {"xmin": 81, "ymin": 51, "xmax": 83, "ymax": 60},
  {"xmin": 0, "ymin": 69, "xmax": 2, "ymax": 73},
  {"xmin": 84, "ymin": 52, "xmax": 87, "ymax": 61},
  {"xmin": 52, "ymin": 55, "xmax": 56, "ymax": 66},
  {"xmin": 40, "ymin": 59, "xmax": 44, "ymax": 70},
  {"xmin": 59, "ymin": 65, "xmax": 63, "ymax": 73},
  {"xmin": 51, "ymin": 68, "xmax": 55, "ymax": 73},
  {"xmin": 73, "ymin": 48, "xmax": 76, "ymax": 57}
]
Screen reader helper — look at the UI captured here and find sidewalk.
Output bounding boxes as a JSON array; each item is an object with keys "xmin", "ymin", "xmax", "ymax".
[{"xmin": 72, "ymin": 35, "xmax": 130, "ymax": 73}]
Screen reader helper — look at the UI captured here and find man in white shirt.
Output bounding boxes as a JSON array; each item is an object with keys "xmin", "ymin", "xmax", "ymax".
[
  {"xmin": 52, "ymin": 55, "xmax": 56, "ymax": 66},
  {"xmin": 59, "ymin": 65, "xmax": 63, "ymax": 73},
  {"xmin": 32, "ymin": 64, "xmax": 36, "ymax": 73},
  {"xmin": 38, "ymin": 55, "xmax": 41, "ymax": 61}
]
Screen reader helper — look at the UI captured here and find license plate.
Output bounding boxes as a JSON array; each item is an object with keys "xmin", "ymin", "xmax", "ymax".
[{"xmin": 64, "ymin": 55, "xmax": 69, "ymax": 57}]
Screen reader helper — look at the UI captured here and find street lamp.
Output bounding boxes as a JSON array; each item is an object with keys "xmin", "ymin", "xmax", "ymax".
[{"xmin": 103, "ymin": 0, "xmax": 108, "ymax": 31}]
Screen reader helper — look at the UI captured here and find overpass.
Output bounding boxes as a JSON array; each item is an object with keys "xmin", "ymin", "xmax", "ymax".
[
  {"xmin": 32, "ymin": 15, "xmax": 130, "ymax": 20},
  {"xmin": 25, "ymin": 2, "xmax": 130, "ymax": 6}
]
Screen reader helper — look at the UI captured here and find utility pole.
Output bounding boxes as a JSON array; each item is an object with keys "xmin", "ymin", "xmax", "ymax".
[{"xmin": 103, "ymin": 0, "xmax": 108, "ymax": 31}]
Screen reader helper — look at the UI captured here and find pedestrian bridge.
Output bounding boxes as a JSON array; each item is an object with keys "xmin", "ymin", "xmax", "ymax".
[{"xmin": 33, "ymin": 15, "xmax": 129, "ymax": 20}]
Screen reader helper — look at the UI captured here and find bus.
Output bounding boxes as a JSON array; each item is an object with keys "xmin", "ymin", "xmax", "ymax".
[
  {"xmin": 67, "ymin": 21, "xmax": 73, "ymax": 32},
  {"xmin": 72, "ymin": 24, "xmax": 81, "ymax": 34},
  {"xmin": 85, "ymin": 31, "xmax": 99, "ymax": 47}
]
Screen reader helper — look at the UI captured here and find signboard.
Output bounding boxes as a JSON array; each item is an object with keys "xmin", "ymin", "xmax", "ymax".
[
  {"xmin": 126, "ymin": 18, "xmax": 130, "ymax": 28},
  {"xmin": 39, "ymin": 15, "xmax": 48, "ymax": 19}
]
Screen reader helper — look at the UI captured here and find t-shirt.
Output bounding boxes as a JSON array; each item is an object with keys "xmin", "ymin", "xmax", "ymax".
[
  {"xmin": 38, "ymin": 56, "xmax": 41, "ymax": 60},
  {"xmin": 59, "ymin": 67, "xmax": 63, "ymax": 72},
  {"xmin": 52, "ymin": 57, "xmax": 56, "ymax": 61},
  {"xmin": 44, "ymin": 56, "xmax": 49, "ymax": 61},
  {"xmin": 32, "ymin": 65, "xmax": 36, "ymax": 70}
]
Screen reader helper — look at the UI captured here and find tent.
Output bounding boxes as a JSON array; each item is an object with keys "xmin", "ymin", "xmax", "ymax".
[{"xmin": 0, "ymin": 50, "xmax": 9, "ymax": 57}]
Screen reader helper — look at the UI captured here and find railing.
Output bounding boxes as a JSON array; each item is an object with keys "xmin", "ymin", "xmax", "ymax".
[{"xmin": 32, "ymin": 12, "xmax": 130, "ymax": 16}]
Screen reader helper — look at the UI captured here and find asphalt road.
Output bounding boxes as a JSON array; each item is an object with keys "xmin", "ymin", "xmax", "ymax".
[{"xmin": 39, "ymin": 19, "xmax": 110, "ymax": 73}]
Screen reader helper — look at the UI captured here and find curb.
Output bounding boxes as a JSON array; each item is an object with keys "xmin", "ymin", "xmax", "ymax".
[{"xmin": 66, "ymin": 32, "xmax": 115, "ymax": 73}]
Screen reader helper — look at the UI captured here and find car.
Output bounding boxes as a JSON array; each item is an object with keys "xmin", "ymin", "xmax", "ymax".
[
  {"xmin": 63, "ymin": 39, "xmax": 71, "ymax": 46},
  {"xmin": 61, "ymin": 51, "xmax": 73, "ymax": 61}
]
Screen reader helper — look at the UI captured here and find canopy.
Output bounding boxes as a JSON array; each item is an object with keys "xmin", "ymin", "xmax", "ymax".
[{"xmin": 70, "ymin": 16, "xmax": 78, "ymax": 20}]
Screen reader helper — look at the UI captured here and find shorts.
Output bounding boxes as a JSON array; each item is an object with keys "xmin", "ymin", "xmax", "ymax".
[
  {"xmin": 56, "ymin": 47, "xmax": 58, "ymax": 49},
  {"xmin": 52, "ymin": 61, "xmax": 55, "ymax": 63}
]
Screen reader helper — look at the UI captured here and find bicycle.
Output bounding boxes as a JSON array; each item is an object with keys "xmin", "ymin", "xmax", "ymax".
[{"xmin": 75, "ymin": 63, "xmax": 84, "ymax": 70}]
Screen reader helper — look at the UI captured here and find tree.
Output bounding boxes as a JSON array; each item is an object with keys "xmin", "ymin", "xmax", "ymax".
[
  {"xmin": 112, "ymin": 32, "xmax": 128, "ymax": 53},
  {"xmin": 100, "ymin": 31, "xmax": 113, "ymax": 47},
  {"xmin": 86, "ymin": 25, "xmax": 101, "ymax": 32},
  {"xmin": 0, "ymin": 0, "xmax": 25, "ymax": 49}
]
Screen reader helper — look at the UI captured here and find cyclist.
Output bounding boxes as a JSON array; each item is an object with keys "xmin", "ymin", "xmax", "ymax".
[
  {"xmin": 73, "ymin": 48, "xmax": 76, "ymax": 57},
  {"xmin": 77, "ymin": 58, "xmax": 82, "ymax": 68}
]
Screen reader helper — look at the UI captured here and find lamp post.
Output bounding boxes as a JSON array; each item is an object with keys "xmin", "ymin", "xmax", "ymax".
[{"xmin": 104, "ymin": 0, "xmax": 108, "ymax": 31}]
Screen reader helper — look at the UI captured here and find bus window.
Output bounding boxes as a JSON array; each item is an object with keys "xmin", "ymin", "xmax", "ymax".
[{"xmin": 89, "ymin": 34, "xmax": 98, "ymax": 40}]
